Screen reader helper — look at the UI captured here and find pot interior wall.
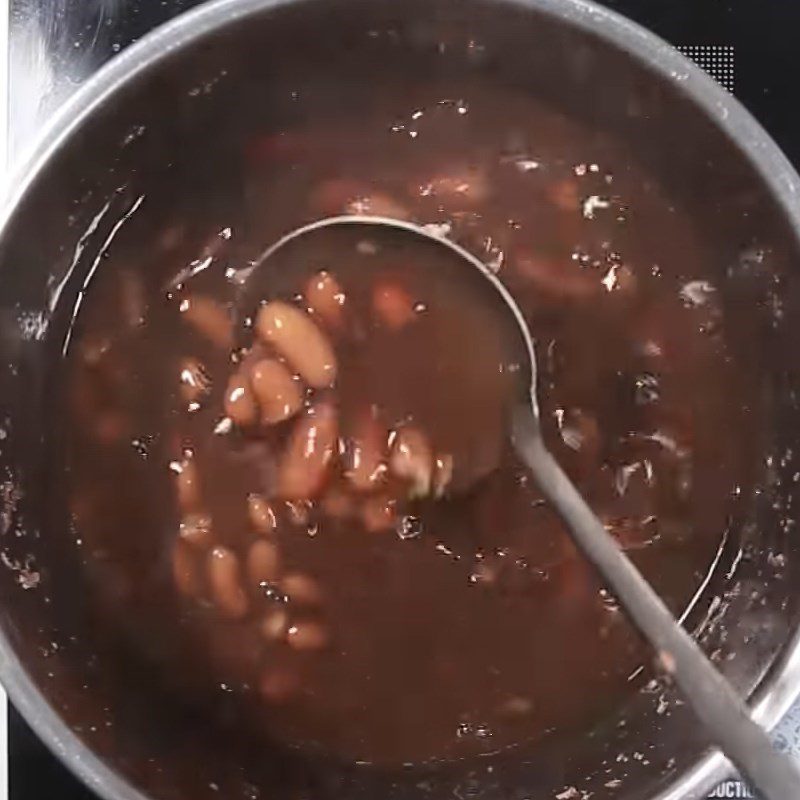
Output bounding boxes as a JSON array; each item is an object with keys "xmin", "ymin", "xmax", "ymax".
[{"xmin": 0, "ymin": 1, "xmax": 799, "ymax": 799}]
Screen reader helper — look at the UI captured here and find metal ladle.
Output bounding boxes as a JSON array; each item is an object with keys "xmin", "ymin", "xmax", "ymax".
[{"xmin": 246, "ymin": 215, "xmax": 800, "ymax": 799}]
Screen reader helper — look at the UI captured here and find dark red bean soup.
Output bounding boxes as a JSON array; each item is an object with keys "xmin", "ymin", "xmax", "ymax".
[{"xmin": 62, "ymin": 79, "xmax": 750, "ymax": 767}]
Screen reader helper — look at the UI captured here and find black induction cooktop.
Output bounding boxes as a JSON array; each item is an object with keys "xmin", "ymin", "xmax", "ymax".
[{"xmin": 7, "ymin": 1, "xmax": 800, "ymax": 798}]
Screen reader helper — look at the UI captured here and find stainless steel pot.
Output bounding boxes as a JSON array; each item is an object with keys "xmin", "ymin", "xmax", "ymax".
[{"xmin": 2, "ymin": 1, "xmax": 800, "ymax": 798}]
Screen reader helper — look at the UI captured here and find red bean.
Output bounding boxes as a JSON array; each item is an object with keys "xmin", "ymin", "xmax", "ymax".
[
  {"xmin": 172, "ymin": 540, "xmax": 203, "ymax": 598},
  {"xmin": 277, "ymin": 403, "xmax": 338, "ymax": 500},
  {"xmin": 603, "ymin": 263, "xmax": 638, "ymax": 298},
  {"xmin": 284, "ymin": 500, "xmax": 312, "ymax": 527},
  {"xmin": 559, "ymin": 408, "xmax": 602, "ymax": 478},
  {"xmin": 250, "ymin": 358, "xmax": 303, "ymax": 424},
  {"xmin": 360, "ymin": 495, "xmax": 397, "ymax": 533},
  {"xmin": 514, "ymin": 252, "xmax": 599, "ymax": 301},
  {"xmin": 432, "ymin": 454, "xmax": 454, "ymax": 498},
  {"xmin": 119, "ymin": 270, "xmax": 146, "ymax": 329},
  {"xmin": 498, "ymin": 696, "xmax": 534, "ymax": 718},
  {"xmin": 259, "ymin": 666, "xmax": 300, "ymax": 703},
  {"xmin": 287, "ymin": 620, "xmax": 329, "ymax": 651},
  {"xmin": 180, "ymin": 295, "xmax": 233, "ymax": 349},
  {"xmin": 247, "ymin": 540, "xmax": 281, "ymax": 586},
  {"xmin": 309, "ymin": 178, "xmax": 410, "ymax": 219},
  {"xmin": 344, "ymin": 410, "xmax": 388, "ymax": 492},
  {"xmin": 179, "ymin": 357, "xmax": 211, "ymax": 404},
  {"xmin": 305, "ymin": 270, "xmax": 345, "ymax": 328},
  {"xmin": 261, "ymin": 608, "xmax": 289, "ymax": 641},
  {"xmin": 80, "ymin": 336, "xmax": 112, "ymax": 367},
  {"xmin": 321, "ymin": 487, "xmax": 355, "ymax": 520},
  {"xmin": 309, "ymin": 178, "xmax": 365, "ymax": 214},
  {"xmin": 224, "ymin": 372, "xmax": 258, "ymax": 427},
  {"xmin": 415, "ymin": 166, "xmax": 489, "ymax": 205},
  {"xmin": 247, "ymin": 494, "xmax": 277, "ymax": 536},
  {"xmin": 179, "ymin": 513, "xmax": 214, "ymax": 549},
  {"xmin": 256, "ymin": 301, "xmax": 337, "ymax": 389},
  {"xmin": 346, "ymin": 192, "xmax": 411, "ymax": 220},
  {"xmin": 175, "ymin": 457, "xmax": 201, "ymax": 512},
  {"xmin": 282, "ymin": 573, "xmax": 323, "ymax": 605},
  {"xmin": 372, "ymin": 281, "xmax": 416, "ymax": 331},
  {"xmin": 207, "ymin": 546, "xmax": 248, "ymax": 619},
  {"xmin": 389, "ymin": 426, "xmax": 433, "ymax": 498},
  {"xmin": 93, "ymin": 411, "xmax": 129, "ymax": 445},
  {"xmin": 547, "ymin": 179, "xmax": 580, "ymax": 212}
]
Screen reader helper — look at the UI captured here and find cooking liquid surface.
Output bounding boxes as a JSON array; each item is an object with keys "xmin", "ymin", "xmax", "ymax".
[{"xmin": 62, "ymin": 84, "xmax": 747, "ymax": 766}]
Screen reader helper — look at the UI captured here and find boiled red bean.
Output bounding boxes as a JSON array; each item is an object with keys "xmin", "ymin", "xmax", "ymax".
[
  {"xmin": 360, "ymin": 495, "xmax": 397, "ymax": 533},
  {"xmin": 321, "ymin": 487, "xmax": 355, "ymax": 520},
  {"xmin": 172, "ymin": 540, "xmax": 202, "ymax": 598},
  {"xmin": 287, "ymin": 620, "xmax": 329, "ymax": 651},
  {"xmin": 344, "ymin": 410, "xmax": 388, "ymax": 491},
  {"xmin": 284, "ymin": 500, "xmax": 312, "ymax": 527},
  {"xmin": 277, "ymin": 403, "xmax": 338, "ymax": 500},
  {"xmin": 179, "ymin": 513, "xmax": 214, "ymax": 549},
  {"xmin": 261, "ymin": 608, "xmax": 289, "ymax": 641},
  {"xmin": 309, "ymin": 177, "xmax": 365, "ymax": 215},
  {"xmin": 603, "ymin": 263, "xmax": 638, "ymax": 298},
  {"xmin": 180, "ymin": 295, "xmax": 233, "ymax": 349},
  {"xmin": 80, "ymin": 336, "xmax": 112, "ymax": 367},
  {"xmin": 259, "ymin": 666, "xmax": 300, "ymax": 703},
  {"xmin": 432, "ymin": 454, "xmax": 454, "ymax": 498},
  {"xmin": 309, "ymin": 178, "xmax": 411, "ymax": 219},
  {"xmin": 250, "ymin": 358, "xmax": 303, "ymax": 424},
  {"xmin": 282, "ymin": 573, "xmax": 323, "ymax": 605},
  {"xmin": 207, "ymin": 546, "xmax": 248, "ymax": 619},
  {"xmin": 119, "ymin": 270, "xmax": 146, "ymax": 328},
  {"xmin": 415, "ymin": 166, "xmax": 489, "ymax": 205},
  {"xmin": 93, "ymin": 411, "xmax": 129, "ymax": 445},
  {"xmin": 498, "ymin": 696, "xmax": 534, "ymax": 718},
  {"xmin": 513, "ymin": 252, "xmax": 599, "ymax": 301},
  {"xmin": 247, "ymin": 494, "xmax": 277, "ymax": 536},
  {"xmin": 389, "ymin": 426, "xmax": 433, "ymax": 498},
  {"xmin": 256, "ymin": 301, "xmax": 337, "ymax": 389},
  {"xmin": 346, "ymin": 191, "xmax": 411, "ymax": 219},
  {"xmin": 179, "ymin": 357, "xmax": 212, "ymax": 404},
  {"xmin": 224, "ymin": 372, "xmax": 258, "ymax": 428},
  {"xmin": 247, "ymin": 540, "xmax": 281, "ymax": 586},
  {"xmin": 305, "ymin": 270, "xmax": 345, "ymax": 328},
  {"xmin": 372, "ymin": 281, "xmax": 416, "ymax": 331},
  {"xmin": 559, "ymin": 408, "xmax": 602, "ymax": 478},
  {"xmin": 175, "ymin": 457, "xmax": 201, "ymax": 512},
  {"xmin": 547, "ymin": 178, "xmax": 580, "ymax": 212}
]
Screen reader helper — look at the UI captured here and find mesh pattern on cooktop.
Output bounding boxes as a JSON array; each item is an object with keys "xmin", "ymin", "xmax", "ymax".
[{"xmin": 676, "ymin": 45, "xmax": 735, "ymax": 92}]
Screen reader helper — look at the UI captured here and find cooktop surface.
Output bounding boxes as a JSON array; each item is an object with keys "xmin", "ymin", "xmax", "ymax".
[{"xmin": 6, "ymin": 1, "xmax": 800, "ymax": 799}]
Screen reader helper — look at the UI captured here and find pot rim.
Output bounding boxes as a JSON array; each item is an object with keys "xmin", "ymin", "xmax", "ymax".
[{"xmin": 2, "ymin": 1, "xmax": 799, "ymax": 799}]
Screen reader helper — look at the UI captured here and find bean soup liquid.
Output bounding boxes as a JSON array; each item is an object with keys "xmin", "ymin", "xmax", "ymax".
[{"xmin": 62, "ymin": 83, "xmax": 748, "ymax": 766}]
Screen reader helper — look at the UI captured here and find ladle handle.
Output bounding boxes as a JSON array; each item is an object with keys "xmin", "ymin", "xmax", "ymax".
[{"xmin": 512, "ymin": 407, "xmax": 800, "ymax": 800}]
